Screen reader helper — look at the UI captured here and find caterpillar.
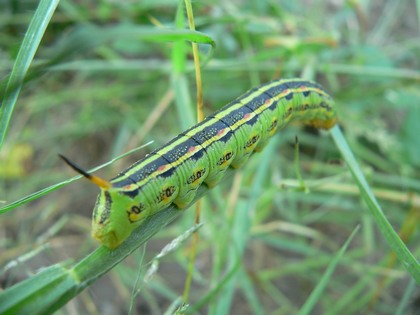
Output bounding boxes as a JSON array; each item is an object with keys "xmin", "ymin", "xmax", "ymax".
[{"xmin": 62, "ymin": 78, "xmax": 337, "ymax": 249}]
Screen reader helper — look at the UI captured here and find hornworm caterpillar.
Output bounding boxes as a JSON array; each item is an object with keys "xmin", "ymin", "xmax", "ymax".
[{"xmin": 62, "ymin": 78, "xmax": 337, "ymax": 249}]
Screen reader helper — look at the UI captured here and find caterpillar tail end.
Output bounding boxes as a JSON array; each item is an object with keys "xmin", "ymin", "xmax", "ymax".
[{"xmin": 306, "ymin": 117, "xmax": 337, "ymax": 130}]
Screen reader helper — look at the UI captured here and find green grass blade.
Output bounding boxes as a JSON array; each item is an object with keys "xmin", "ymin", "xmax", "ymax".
[
  {"xmin": 0, "ymin": 0, "xmax": 59, "ymax": 150},
  {"xmin": 396, "ymin": 278, "xmax": 417, "ymax": 315},
  {"xmin": 238, "ymin": 268, "xmax": 265, "ymax": 315},
  {"xmin": 171, "ymin": 3, "xmax": 196, "ymax": 130},
  {"xmin": 0, "ymin": 169, "xmax": 235, "ymax": 314},
  {"xmin": 51, "ymin": 25, "xmax": 215, "ymax": 59},
  {"xmin": 189, "ymin": 259, "xmax": 242, "ymax": 313},
  {"xmin": 0, "ymin": 24, "xmax": 214, "ymax": 147},
  {"xmin": 298, "ymin": 226, "xmax": 360, "ymax": 315},
  {"xmin": 330, "ymin": 125, "xmax": 420, "ymax": 284},
  {"xmin": 0, "ymin": 142, "xmax": 152, "ymax": 214},
  {"xmin": 212, "ymin": 139, "xmax": 276, "ymax": 314},
  {"xmin": 0, "ymin": 264, "xmax": 74, "ymax": 315},
  {"xmin": 0, "ymin": 205, "xmax": 182, "ymax": 314}
]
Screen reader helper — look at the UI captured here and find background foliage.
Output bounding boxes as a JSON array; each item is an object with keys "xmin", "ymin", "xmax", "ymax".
[{"xmin": 1, "ymin": 0, "xmax": 419, "ymax": 314}]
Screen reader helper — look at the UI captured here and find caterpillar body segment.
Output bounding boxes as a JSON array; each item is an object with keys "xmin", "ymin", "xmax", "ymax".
[
  {"xmin": 90, "ymin": 78, "xmax": 337, "ymax": 248},
  {"xmin": 185, "ymin": 119, "xmax": 236, "ymax": 186}
]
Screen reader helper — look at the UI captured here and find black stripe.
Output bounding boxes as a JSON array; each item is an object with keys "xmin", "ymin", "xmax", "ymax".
[{"xmin": 99, "ymin": 191, "xmax": 113, "ymax": 224}]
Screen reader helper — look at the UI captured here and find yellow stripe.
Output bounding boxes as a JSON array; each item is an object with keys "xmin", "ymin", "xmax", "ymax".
[{"xmin": 116, "ymin": 82, "xmax": 329, "ymax": 187}]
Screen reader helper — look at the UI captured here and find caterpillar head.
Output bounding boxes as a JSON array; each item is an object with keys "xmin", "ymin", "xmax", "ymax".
[
  {"xmin": 92, "ymin": 179, "xmax": 161, "ymax": 249},
  {"xmin": 89, "ymin": 186, "xmax": 141, "ymax": 249},
  {"xmin": 60, "ymin": 155, "xmax": 149, "ymax": 249}
]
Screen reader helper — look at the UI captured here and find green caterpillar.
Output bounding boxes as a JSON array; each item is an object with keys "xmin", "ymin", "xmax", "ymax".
[{"xmin": 62, "ymin": 78, "xmax": 337, "ymax": 249}]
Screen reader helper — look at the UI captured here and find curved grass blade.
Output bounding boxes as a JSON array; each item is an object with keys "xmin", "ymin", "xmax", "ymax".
[
  {"xmin": 0, "ymin": 208, "xmax": 180, "ymax": 314},
  {"xmin": 0, "ymin": 142, "xmax": 152, "ymax": 215},
  {"xmin": 298, "ymin": 226, "xmax": 360, "ymax": 315},
  {"xmin": 0, "ymin": 25, "xmax": 215, "ymax": 147},
  {"xmin": 0, "ymin": 175, "xmax": 220, "ymax": 315},
  {"xmin": 0, "ymin": 0, "xmax": 59, "ymax": 150},
  {"xmin": 330, "ymin": 125, "xmax": 420, "ymax": 284}
]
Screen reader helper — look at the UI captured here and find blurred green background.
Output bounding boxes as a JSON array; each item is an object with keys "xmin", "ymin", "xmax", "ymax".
[{"xmin": 1, "ymin": 0, "xmax": 419, "ymax": 314}]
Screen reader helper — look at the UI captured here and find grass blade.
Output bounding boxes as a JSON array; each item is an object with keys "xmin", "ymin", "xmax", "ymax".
[
  {"xmin": 0, "ymin": 0, "xmax": 59, "ymax": 149},
  {"xmin": 298, "ymin": 226, "xmax": 360, "ymax": 315},
  {"xmin": 0, "ymin": 142, "xmax": 152, "ymax": 214},
  {"xmin": 0, "ymin": 169, "xmax": 235, "ymax": 314},
  {"xmin": 330, "ymin": 125, "xmax": 420, "ymax": 284},
  {"xmin": 0, "ymin": 204, "xmax": 182, "ymax": 314}
]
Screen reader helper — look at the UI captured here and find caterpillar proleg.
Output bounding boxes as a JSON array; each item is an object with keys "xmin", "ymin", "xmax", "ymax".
[{"xmin": 62, "ymin": 78, "xmax": 337, "ymax": 248}]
